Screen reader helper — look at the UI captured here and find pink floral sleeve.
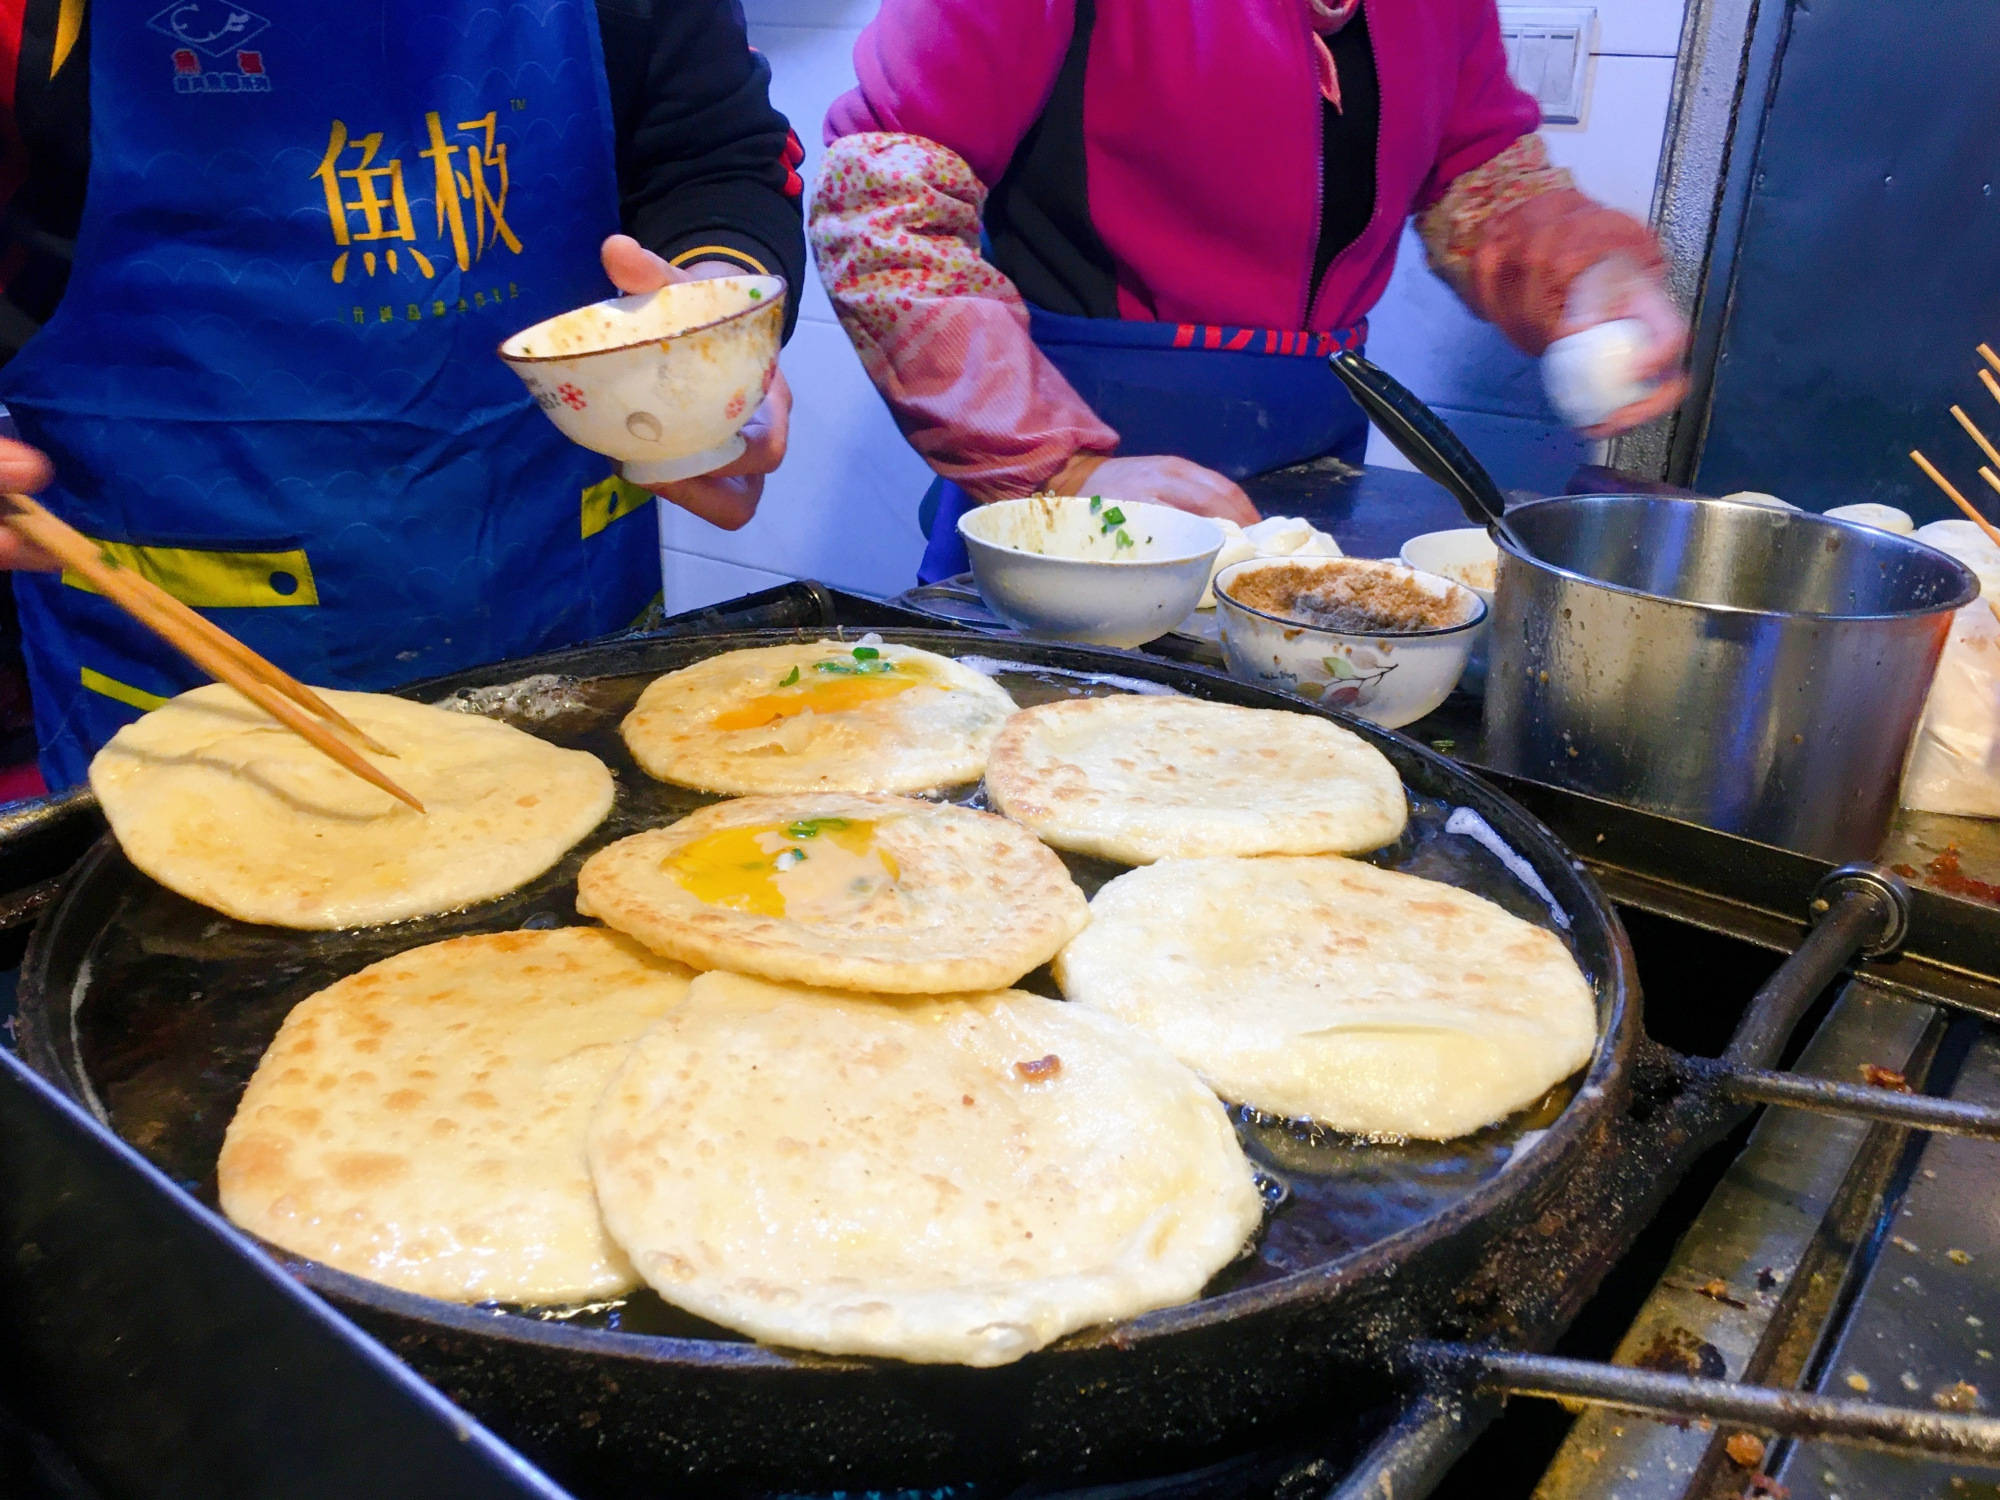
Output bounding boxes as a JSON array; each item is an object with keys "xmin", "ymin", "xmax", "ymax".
[
  {"xmin": 1417, "ymin": 133, "xmax": 1667, "ymax": 355},
  {"xmin": 809, "ymin": 131, "xmax": 1118, "ymax": 503}
]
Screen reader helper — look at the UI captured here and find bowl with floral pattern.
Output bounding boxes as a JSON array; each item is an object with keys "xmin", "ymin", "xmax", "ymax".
[
  {"xmin": 1212, "ymin": 555, "xmax": 1486, "ymax": 728},
  {"xmin": 499, "ymin": 274, "xmax": 784, "ymax": 484}
]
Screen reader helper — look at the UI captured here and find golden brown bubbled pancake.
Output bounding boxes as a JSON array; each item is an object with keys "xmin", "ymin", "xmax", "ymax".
[
  {"xmin": 587, "ymin": 972, "xmax": 1263, "ymax": 1366},
  {"xmin": 985, "ymin": 694, "xmax": 1407, "ymax": 862},
  {"xmin": 575, "ymin": 792, "xmax": 1090, "ymax": 992},
  {"xmin": 89, "ymin": 684, "xmax": 614, "ymax": 929},
  {"xmin": 1055, "ymin": 856, "xmax": 1597, "ymax": 1140},
  {"xmin": 218, "ymin": 928, "xmax": 694, "ymax": 1305},
  {"xmin": 619, "ymin": 640, "xmax": 1017, "ymax": 794}
]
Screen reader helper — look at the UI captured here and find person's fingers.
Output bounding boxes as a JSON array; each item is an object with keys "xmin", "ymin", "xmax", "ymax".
[
  {"xmin": 0, "ymin": 439, "xmax": 53, "ymax": 496},
  {"xmin": 0, "ymin": 530, "xmax": 59, "ymax": 571},
  {"xmin": 1161, "ymin": 461, "xmax": 1260, "ymax": 525},
  {"xmin": 1206, "ymin": 479, "xmax": 1262, "ymax": 526},
  {"xmin": 1582, "ymin": 372, "xmax": 1690, "ymax": 438},
  {"xmin": 601, "ymin": 234, "xmax": 691, "ymax": 296},
  {"xmin": 705, "ymin": 371, "xmax": 791, "ymax": 479},
  {"xmin": 647, "ymin": 473, "xmax": 762, "ymax": 530},
  {"xmin": 1173, "ymin": 485, "xmax": 1260, "ymax": 525},
  {"xmin": 1629, "ymin": 321, "xmax": 1689, "ymax": 385}
]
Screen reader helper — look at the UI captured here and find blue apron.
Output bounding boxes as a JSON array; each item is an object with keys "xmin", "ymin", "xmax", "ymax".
[
  {"xmin": 917, "ymin": 305, "xmax": 1370, "ymax": 582},
  {"xmin": 1, "ymin": 0, "xmax": 660, "ymax": 787}
]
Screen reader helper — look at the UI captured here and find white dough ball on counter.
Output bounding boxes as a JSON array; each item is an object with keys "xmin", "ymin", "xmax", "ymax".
[
  {"xmin": 1824, "ymin": 502, "xmax": 1914, "ymax": 535},
  {"xmin": 1901, "ymin": 520, "xmax": 2000, "ymax": 819},
  {"xmin": 1196, "ymin": 520, "xmax": 1257, "ymax": 609},
  {"xmin": 1196, "ymin": 515, "xmax": 1340, "ymax": 609}
]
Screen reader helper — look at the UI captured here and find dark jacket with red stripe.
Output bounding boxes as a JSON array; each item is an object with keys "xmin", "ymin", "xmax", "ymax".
[{"xmin": 0, "ymin": 0, "xmax": 806, "ymax": 357}]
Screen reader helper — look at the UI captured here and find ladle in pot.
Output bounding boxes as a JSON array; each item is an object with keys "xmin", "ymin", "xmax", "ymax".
[{"xmin": 1329, "ymin": 350, "xmax": 1533, "ymax": 559}]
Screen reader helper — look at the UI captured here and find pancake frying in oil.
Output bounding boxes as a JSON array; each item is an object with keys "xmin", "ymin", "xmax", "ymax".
[
  {"xmin": 89, "ymin": 683, "xmax": 614, "ymax": 929},
  {"xmin": 577, "ymin": 792, "xmax": 1089, "ymax": 992},
  {"xmin": 587, "ymin": 971, "xmax": 1263, "ymax": 1366},
  {"xmin": 620, "ymin": 640, "xmax": 1017, "ymax": 795},
  {"xmin": 1055, "ymin": 856, "xmax": 1596, "ymax": 1140},
  {"xmin": 985, "ymin": 694, "xmax": 1407, "ymax": 863},
  {"xmin": 218, "ymin": 928, "xmax": 694, "ymax": 1304}
]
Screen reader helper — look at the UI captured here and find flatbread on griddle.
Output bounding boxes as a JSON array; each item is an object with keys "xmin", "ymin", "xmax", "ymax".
[
  {"xmin": 587, "ymin": 971, "xmax": 1262, "ymax": 1366},
  {"xmin": 89, "ymin": 684, "xmax": 613, "ymax": 929},
  {"xmin": 576, "ymin": 792, "xmax": 1089, "ymax": 992},
  {"xmin": 218, "ymin": 928, "xmax": 694, "ymax": 1304},
  {"xmin": 619, "ymin": 641, "xmax": 1017, "ymax": 795},
  {"xmin": 1054, "ymin": 856, "xmax": 1596, "ymax": 1140},
  {"xmin": 984, "ymin": 694, "xmax": 1407, "ymax": 863}
]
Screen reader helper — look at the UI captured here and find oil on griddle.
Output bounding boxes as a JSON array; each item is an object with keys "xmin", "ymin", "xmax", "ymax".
[{"xmin": 57, "ymin": 645, "xmax": 1592, "ymax": 1346}]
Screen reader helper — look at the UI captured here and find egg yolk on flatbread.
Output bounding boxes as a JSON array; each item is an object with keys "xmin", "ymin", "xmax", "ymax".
[
  {"xmin": 665, "ymin": 817, "xmax": 901, "ymax": 918},
  {"xmin": 708, "ymin": 657, "xmax": 943, "ymax": 732}
]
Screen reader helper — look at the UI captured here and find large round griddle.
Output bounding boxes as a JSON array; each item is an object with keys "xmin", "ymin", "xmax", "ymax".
[{"xmin": 16, "ymin": 629, "xmax": 1639, "ymax": 1496}]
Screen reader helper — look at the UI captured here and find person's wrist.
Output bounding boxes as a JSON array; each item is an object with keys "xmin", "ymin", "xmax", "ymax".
[{"xmin": 1048, "ymin": 452, "xmax": 1112, "ymax": 495}]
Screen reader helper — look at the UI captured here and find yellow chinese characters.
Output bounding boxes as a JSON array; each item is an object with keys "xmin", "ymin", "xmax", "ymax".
[
  {"xmin": 315, "ymin": 110, "xmax": 523, "ymax": 284},
  {"xmin": 421, "ymin": 112, "xmax": 522, "ymax": 272}
]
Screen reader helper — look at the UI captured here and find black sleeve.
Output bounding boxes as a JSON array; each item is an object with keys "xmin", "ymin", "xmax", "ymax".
[{"xmin": 599, "ymin": 0, "xmax": 807, "ymax": 341}]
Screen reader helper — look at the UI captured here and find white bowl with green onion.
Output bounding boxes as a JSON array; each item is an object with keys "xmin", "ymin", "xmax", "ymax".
[{"xmin": 959, "ymin": 495, "xmax": 1225, "ymax": 649}]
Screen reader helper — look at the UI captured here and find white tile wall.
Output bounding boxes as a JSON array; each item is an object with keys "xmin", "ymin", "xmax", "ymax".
[
  {"xmin": 676, "ymin": 0, "xmax": 1690, "ymax": 601},
  {"xmin": 1587, "ymin": 0, "xmax": 1688, "ymax": 57},
  {"xmin": 660, "ymin": 551, "xmax": 797, "ymax": 610},
  {"xmin": 657, "ymin": 321, "xmax": 930, "ymax": 591}
]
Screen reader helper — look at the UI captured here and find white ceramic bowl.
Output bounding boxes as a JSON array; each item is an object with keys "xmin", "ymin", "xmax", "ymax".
[
  {"xmin": 499, "ymin": 275, "xmax": 785, "ymax": 484},
  {"xmin": 1398, "ymin": 527, "xmax": 1498, "ymax": 691},
  {"xmin": 1213, "ymin": 556, "xmax": 1486, "ymax": 728},
  {"xmin": 959, "ymin": 496, "xmax": 1224, "ymax": 649}
]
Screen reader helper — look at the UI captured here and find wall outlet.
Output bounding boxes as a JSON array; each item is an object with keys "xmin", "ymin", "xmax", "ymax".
[{"xmin": 1498, "ymin": 6, "xmax": 1595, "ymax": 124}]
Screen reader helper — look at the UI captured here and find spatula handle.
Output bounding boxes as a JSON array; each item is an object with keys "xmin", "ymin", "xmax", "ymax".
[{"xmin": 1329, "ymin": 351, "xmax": 1516, "ymax": 538}]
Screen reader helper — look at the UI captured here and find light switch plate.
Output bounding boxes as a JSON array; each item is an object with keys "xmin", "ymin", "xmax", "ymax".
[{"xmin": 1498, "ymin": 6, "xmax": 1595, "ymax": 124}]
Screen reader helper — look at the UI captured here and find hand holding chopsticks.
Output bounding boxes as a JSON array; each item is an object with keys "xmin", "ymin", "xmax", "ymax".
[{"xmin": 0, "ymin": 493, "xmax": 426, "ymax": 813}]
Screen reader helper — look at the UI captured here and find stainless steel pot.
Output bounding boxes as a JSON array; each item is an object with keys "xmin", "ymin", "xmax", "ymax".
[
  {"xmin": 1325, "ymin": 352, "xmax": 1980, "ymax": 864},
  {"xmin": 1481, "ymin": 495, "xmax": 1977, "ymax": 862}
]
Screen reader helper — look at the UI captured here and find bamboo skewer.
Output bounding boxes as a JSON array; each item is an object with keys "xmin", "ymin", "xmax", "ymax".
[
  {"xmin": 1980, "ymin": 343, "xmax": 2000, "ymax": 379},
  {"xmin": 1908, "ymin": 451, "xmax": 2000, "ymax": 629},
  {"xmin": 0, "ymin": 494, "xmax": 424, "ymax": 812},
  {"xmin": 1953, "ymin": 405, "xmax": 2000, "ymax": 471},
  {"xmin": 1981, "ymin": 368, "xmax": 2000, "ymax": 410},
  {"xmin": 1911, "ymin": 450, "xmax": 2000, "ymax": 547}
]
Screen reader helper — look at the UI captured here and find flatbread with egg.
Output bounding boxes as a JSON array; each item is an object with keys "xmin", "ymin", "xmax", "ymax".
[
  {"xmin": 218, "ymin": 928, "xmax": 694, "ymax": 1304},
  {"xmin": 576, "ymin": 792, "xmax": 1088, "ymax": 992},
  {"xmin": 587, "ymin": 971, "xmax": 1262, "ymax": 1366},
  {"xmin": 1054, "ymin": 856, "xmax": 1596, "ymax": 1140},
  {"xmin": 985, "ymin": 695, "xmax": 1407, "ymax": 863},
  {"xmin": 89, "ymin": 684, "xmax": 614, "ymax": 929},
  {"xmin": 620, "ymin": 640, "xmax": 1017, "ymax": 795}
]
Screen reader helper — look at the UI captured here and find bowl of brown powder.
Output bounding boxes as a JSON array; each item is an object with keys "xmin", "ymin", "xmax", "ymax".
[{"xmin": 1212, "ymin": 557, "xmax": 1486, "ymax": 727}]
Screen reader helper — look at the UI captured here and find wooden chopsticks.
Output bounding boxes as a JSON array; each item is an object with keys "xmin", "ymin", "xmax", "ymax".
[{"xmin": 1, "ymin": 493, "xmax": 425, "ymax": 813}]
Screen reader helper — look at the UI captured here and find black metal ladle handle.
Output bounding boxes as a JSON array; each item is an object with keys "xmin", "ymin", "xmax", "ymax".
[{"xmin": 1328, "ymin": 350, "xmax": 1528, "ymax": 555}]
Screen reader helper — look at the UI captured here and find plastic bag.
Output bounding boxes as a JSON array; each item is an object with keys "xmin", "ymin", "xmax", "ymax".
[{"xmin": 1899, "ymin": 520, "xmax": 2000, "ymax": 817}]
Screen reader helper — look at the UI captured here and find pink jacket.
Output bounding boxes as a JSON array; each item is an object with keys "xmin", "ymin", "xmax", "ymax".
[
  {"xmin": 826, "ymin": 0, "xmax": 1539, "ymax": 332},
  {"xmin": 812, "ymin": 0, "xmax": 1642, "ymax": 501}
]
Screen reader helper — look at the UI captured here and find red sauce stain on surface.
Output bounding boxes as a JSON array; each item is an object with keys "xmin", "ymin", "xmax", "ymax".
[{"xmin": 1921, "ymin": 846, "xmax": 2000, "ymax": 904}]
